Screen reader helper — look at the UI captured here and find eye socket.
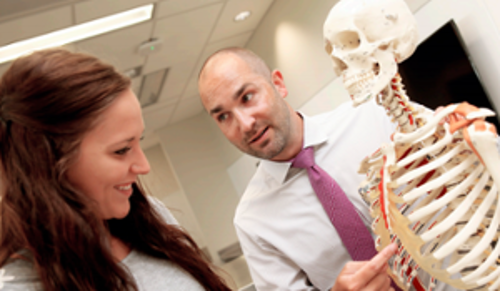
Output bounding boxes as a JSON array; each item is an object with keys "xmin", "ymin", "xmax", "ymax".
[
  {"xmin": 378, "ymin": 43, "xmax": 390, "ymax": 51},
  {"xmin": 325, "ymin": 39, "xmax": 333, "ymax": 55},
  {"xmin": 331, "ymin": 31, "xmax": 361, "ymax": 52}
]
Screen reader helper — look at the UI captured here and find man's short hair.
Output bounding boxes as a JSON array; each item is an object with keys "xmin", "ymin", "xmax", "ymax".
[{"xmin": 198, "ymin": 47, "xmax": 272, "ymax": 81}]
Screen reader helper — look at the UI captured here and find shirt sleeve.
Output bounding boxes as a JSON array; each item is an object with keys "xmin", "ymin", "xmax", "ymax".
[
  {"xmin": 147, "ymin": 195, "xmax": 179, "ymax": 226},
  {"xmin": 0, "ymin": 259, "xmax": 41, "ymax": 291},
  {"xmin": 234, "ymin": 223, "xmax": 322, "ymax": 291}
]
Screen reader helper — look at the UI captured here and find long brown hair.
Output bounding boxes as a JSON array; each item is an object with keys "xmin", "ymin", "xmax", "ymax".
[{"xmin": 0, "ymin": 49, "xmax": 229, "ymax": 290}]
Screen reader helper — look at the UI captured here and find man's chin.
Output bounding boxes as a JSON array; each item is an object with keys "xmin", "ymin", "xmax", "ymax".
[{"xmin": 246, "ymin": 146, "xmax": 282, "ymax": 160}]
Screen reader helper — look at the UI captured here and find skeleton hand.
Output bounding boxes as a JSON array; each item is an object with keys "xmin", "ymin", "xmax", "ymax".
[{"xmin": 330, "ymin": 244, "xmax": 397, "ymax": 291}]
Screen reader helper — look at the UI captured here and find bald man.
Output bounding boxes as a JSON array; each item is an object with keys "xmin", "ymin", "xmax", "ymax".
[{"xmin": 198, "ymin": 47, "xmax": 398, "ymax": 290}]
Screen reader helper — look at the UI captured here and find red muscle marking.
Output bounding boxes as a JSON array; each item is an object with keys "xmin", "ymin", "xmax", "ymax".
[
  {"xmin": 404, "ymin": 266, "xmax": 426, "ymax": 291},
  {"xmin": 437, "ymin": 187, "xmax": 447, "ymax": 199},
  {"xmin": 417, "ymin": 169, "xmax": 435, "ymax": 187},
  {"xmin": 378, "ymin": 156, "xmax": 389, "ymax": 229},
  {"xmin": 398, "ymin": 147, "xmax": 413, "ymax": 164}
]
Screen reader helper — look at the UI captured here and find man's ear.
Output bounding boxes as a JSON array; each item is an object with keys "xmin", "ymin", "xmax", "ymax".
[{"xmin": 271, "ymin": 69, "xmax": 288, "ymax": 98}]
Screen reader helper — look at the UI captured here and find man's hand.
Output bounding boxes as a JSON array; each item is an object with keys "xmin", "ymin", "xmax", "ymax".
[{"xmin": 330, "ymin": 243, "xmax": 398, "ymax": 291}]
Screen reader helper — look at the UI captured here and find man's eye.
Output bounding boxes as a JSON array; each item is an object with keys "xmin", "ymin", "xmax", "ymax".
[
  {"xmin": 115, "ymin": 147, "xmax": 131, "ymax": 155},
  {"xmin": 242, "ymin": 93, "xmax": 253, "ymax": 102},
  {"xmin": 217, "ymin": 113, "xmax": 228, "ymax": 122}
]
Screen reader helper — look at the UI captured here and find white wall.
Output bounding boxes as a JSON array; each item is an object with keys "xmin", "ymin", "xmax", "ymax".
[
  {"xmin": 246, "ymin": 0, "xmax": 340, "ymax": 110},
  {"xmin": 155, "ymin": 113, "xmax": 242, "ymax": 265},
  {"xmin": 141, "ymin": 144, "xmax": 207, "ymax": 248}
]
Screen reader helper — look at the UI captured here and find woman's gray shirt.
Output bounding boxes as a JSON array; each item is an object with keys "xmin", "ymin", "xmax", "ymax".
[{"xmin": 0, "ymin": 197, "xmax": 205, "ymax": 291}]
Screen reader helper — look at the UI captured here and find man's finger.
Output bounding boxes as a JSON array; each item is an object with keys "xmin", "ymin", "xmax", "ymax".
[
  {"xmin": 361, "ymin": 271, "xmax": 391, "ymax": 291},
  {"xmin": 340, "ymin": 261, "xmax": 367, "ymax": 275},
  {"xmin": 353, "ymin": 243, "xmax": 397, "ymax": 283}
]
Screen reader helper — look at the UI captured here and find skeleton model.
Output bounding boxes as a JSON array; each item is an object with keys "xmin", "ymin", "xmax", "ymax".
[{"xmin": 324, "ymin": 0, "xmax": 500, "ymax": 290}]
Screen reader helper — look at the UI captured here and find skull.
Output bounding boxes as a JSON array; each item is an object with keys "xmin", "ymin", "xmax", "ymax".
[{"xmin": 323, "ymin": 0, "xmax": 419, "ymax": 106}]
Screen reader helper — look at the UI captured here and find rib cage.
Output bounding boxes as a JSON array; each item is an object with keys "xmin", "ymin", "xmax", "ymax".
[{"xmin": 359, "ymin": 77, "xmax": 500, "ymax": 290}]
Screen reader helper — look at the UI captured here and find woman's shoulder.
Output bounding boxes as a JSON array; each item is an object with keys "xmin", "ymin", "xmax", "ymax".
[
  {"xmin": 0, "ymin": 254, "xmax": 41, "ymax": 291},
  {"xmin": 147, "ymin": 195, "xmax": 179, "ymax": 226}
]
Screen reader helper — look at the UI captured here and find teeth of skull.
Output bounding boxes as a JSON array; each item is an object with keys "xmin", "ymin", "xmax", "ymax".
[{"xmin": 344, "ymin": 71, "xmax": 375, "ymax": 94}]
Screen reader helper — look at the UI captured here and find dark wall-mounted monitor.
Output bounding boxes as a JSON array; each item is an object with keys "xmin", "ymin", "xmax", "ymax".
[{"xmin": 398, "ymin": 20, "xmax": 500, "ymax": 130}]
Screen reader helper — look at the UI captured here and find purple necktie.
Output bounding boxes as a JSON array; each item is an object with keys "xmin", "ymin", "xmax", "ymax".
[{"xmin": 291, "ymin": 146, "xmax": 377, "ymax": 261}]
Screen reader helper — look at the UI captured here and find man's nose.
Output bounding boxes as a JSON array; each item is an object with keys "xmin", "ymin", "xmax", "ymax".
[{"xmin": 234, "ymin": 109, "xmax": 255, "ymax": 132}]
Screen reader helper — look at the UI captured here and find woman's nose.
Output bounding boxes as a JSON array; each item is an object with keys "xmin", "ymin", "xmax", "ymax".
[{"xmin": 131, "ymin": 148, "xmax": 151, "ymax": 175}]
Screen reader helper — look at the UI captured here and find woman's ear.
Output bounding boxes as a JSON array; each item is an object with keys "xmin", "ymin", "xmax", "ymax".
[{"xmin": 271, "ymin": 69, "xmax": 288, "ymax": 98}]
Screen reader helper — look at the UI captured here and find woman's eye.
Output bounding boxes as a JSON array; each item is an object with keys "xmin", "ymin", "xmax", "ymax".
[
  {"xmin": 115, "ymin": 147, "xmax": 131, "ymax": 155},
  {"xmin": 242, "ymin": 93, "xmax": 253, "ymax": 102}
]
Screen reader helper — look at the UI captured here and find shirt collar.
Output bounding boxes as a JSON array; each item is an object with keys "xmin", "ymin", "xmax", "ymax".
[{"xmin": 260, "ymin": 112, "xmax": 329, "ymax": 184}]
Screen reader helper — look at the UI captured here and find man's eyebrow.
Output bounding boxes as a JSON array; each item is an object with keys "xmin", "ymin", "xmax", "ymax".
[
  {"xmin": 210, "ymin": 106, "xmax": 223, "ymax": 116},
  {"xmin": 209, "ymin": 83, "xmax": 250, "ymax": 116},
  {"xmin": 234, "ymin": 83, "xmax": 249, "ymax": 101}
]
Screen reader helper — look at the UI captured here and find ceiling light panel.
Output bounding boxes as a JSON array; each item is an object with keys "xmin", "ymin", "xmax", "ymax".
[
  {"xmin": 0, "ymin": 4, "xmax": 154, "ymax": 65},
  {"xmin": 139, "ymin": 68, "xmax": 169, "ymax": 108},
  {"xmin": 74, "ymin": 0, "xmax": 153, "ymax": 23}
]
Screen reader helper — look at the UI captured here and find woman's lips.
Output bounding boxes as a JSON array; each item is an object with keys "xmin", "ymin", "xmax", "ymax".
[{"xmin": 115, "ymin": 183, "xmax": 133, "ymax": 197}]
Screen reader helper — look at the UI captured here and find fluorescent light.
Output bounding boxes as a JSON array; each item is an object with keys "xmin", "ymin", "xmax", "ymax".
[
  {"xmin": 138, "ymin": 68, "xmax": 169, "ymax": 108},
  {"xmin": 234, "ymin": 11, "xmax": 251, "ymax": 22},
  {"xmin": 0, "ymin": 4, "xmax": 154, "ymax": 64}
]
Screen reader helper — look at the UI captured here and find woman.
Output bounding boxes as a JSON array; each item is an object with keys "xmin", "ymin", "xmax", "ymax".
[{"xmin": 0, "ymin": 49, "xmax": 230, "ymax": 290}]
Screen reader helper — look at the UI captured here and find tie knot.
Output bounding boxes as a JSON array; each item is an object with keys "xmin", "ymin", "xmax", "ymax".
[{"xmin": 291, "ymin": 146, "xmax": 315, "ymax": 169}]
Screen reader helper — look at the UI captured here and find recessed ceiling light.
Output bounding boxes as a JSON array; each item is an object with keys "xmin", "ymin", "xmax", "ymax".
[
  {"xmin": 0, "ymin": 4, "xmax": 154, "ymax": 65},
  {"xmin": 234, "ymin": 11, "xmax": 251, "ymax": 22}
]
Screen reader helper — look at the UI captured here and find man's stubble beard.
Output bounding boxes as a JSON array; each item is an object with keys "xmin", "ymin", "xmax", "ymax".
[
  {"xmin": 244, "ymin": 128, "xmax": 288, "ymax": 160},
  {"xmin": 240, "ymin": 103, "xmax": 291, "ymax": 160}
]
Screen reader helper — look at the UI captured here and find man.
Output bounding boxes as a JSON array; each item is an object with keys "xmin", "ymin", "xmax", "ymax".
[{"xmin": 198, "ymin": 47, "xmax": 398, "ymax": 290}]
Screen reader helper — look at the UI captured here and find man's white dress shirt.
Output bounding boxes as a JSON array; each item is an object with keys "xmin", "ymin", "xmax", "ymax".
[{"xmin": 234, "ymin": 100, "xmax": 395, "ymax": 290}]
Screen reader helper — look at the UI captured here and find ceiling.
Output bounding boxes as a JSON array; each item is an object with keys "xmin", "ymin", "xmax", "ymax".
[
  {"xmin": 0, "ymin": 0, "xmax": 430, "ymax": 146},
  {"xmin": 0, "ymin": 0, "xmax": 275, "ymax": 140}
]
